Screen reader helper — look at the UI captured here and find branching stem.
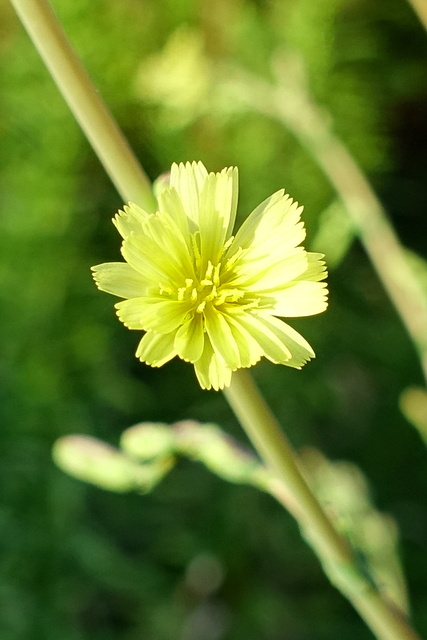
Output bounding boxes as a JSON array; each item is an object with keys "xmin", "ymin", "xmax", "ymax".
[{"xmin": 225, "ymin": 370, "xmax": 421, "ymax": 640}]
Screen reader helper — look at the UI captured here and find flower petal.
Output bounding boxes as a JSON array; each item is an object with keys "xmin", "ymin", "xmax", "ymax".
[
  {"xmin": 221, "ymin": 311, "xmax": 263, "ymax": 368},
  {"xmin": 144, "ymin": 212, "xmax": 194, "ymax": 275},
  {"xmin": 198, "ymin": 167, "xmax": 238, "ymax": 266},
  {"xmin": 116, "ymin": 297, "xmax": 191, "ymax": 333},
  {"xmin": 121, "ymin": 214, "xmax": 194, "ymax": 286},
  {"xmin": 121, "ymin": 234, "xmax": 173, "ymax": 285},
  {"xmin": 204, "ymin": 306, "xmax": 241, "ymax": 369},
  {"xmin": 169, "ymin": 161, "xmax": 208, "ymax": 227},
  {"xmin": 264, "ymin": 316, "xmax": 315, "ymax": 368},
  {"xmin": 157, "ymin": 185, "xmax": 191, "ymax": 237},
  {"xmin": 228, "ymin": 248, "xmax": 308, "ymax": 291},
  {"xmin": 227, "ymin": 190, "xmax": 305, "ymax": 263},
  {"xmin": 295, "ymin": 252, "xmax": 328, "ymax": 282},
  {"xmin": 194, "ymin": 340, "xmax": 232, "ymax": 390},
  {"xmin": 92, "ymin": 262, "xmax": 147, "ymax": 299},
  {"xmin": 136, "ymin": 331, "xmax": 177, "ymax": 366},
  {"xmin": 232, "ymin": 312, "xmax": 292, "ymax": 364},
  {"xmin": 174, "ymin": 314, "xmax": 205, "ymax": 362},
  {"xmin": 248, "ymin": 313, "xmax": 315, "ymax": 368},
  {"xmin": 113, "ymin": 203, "xmax": 150, "ymax": 239},
  {"xmin": 267, "ymin": 281, "xmax": 328, "ymax": 317}
]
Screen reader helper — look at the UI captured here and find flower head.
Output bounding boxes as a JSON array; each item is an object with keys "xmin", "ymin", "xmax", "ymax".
[{"xmin": 92, "ymin": 162, "xmax": 327, "ymax": 390}]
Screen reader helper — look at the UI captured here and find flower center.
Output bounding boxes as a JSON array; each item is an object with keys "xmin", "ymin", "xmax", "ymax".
[{"xmin": 174, "ymin": 260, "xmax": 245, "ymax": 314}]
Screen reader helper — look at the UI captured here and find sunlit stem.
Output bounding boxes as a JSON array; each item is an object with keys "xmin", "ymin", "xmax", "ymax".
[
  {"xmin": 224, "ymin": 369, "xmax": 421, "ymax": 640},
  {"xmin": 406, "ymin": 0, "xmax": 427, "ymax": 32},
  {"xmin": 10, "ymin": 0, "xmax": 156, "ymax": 212}
]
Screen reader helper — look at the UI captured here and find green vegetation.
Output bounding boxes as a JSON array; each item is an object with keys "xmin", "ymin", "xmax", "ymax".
[{"xmin": 2, "ymin": 0, "xmax": 427, "ymax": 638}]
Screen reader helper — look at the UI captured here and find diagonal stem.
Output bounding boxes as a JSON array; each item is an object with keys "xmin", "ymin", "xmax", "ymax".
[
  {"xmin": 227, "ymin": 62, "xmax": 427, "ymax": 383},
  {"xmin": 224, "ymin": 369, "xmax": 421, "ymax": 640}
]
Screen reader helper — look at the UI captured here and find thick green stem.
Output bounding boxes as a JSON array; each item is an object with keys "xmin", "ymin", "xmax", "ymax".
[
  {"xmin": 10, "ymin": 0, "xmax": 156, "ymax": 211},
  {"xmin": 224, "ymin": 370, "xmax": 421, "ymax": 640}
]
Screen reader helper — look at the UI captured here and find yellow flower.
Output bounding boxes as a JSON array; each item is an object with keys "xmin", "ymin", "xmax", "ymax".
[{"xmin": 92, "ymin": 162, "xmax": 327, "ymax": 390}]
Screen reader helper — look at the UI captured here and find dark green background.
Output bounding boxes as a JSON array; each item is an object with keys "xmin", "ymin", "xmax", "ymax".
[{"xmin": 1, "ymin": 0, "xmax": 427, "ymax": 638}]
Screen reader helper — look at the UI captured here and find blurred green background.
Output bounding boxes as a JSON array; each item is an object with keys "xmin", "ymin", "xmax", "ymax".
[{"xmin": 2, "ymin": 0, "xmax": 427, "ymax": 638}]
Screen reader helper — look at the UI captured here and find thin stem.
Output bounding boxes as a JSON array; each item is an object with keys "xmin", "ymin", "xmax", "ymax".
[
  {"xmin": 226, "ymin": 63, "xmax": 427, "ymax": 383},
  {"xmin": 224, "ymin": 369, "xmax": 421, "ymax": 640},
  {"xmin": 273, "ymin": 77, "xmax": 427, "ymax": 383},
  {"xmin": 10, "ymin": 0, "xmax": 156, "ymax": 211}
]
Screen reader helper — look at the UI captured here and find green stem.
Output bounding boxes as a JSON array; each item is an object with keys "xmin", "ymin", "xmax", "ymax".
[
  {"xmin": 224, "ymin": 369, "xmax": 421, "ymax": 640},
  {"xmin": 227, "ymin": 63, "xmax": 427, "ymax": 383},
  {"xmin": 10, "ymin": 0, "xmax": 156, "ymax": 212},
  {"xmin": 273, "ymin": 77, "xmax": 427, "ymax": 383}
]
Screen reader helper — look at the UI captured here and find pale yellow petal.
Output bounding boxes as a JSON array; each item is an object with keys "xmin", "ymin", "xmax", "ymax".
[
  {"xmin": 267, "ymin": 281, "xmax": 328, "ymax": 317},
  {"xmin": 221, "ymin": 311, "xmax": 263, "ymax": 368},
  {"xmin": 144, "ymin": 212, "xmax": 194, "ymax": 275},
  {"xmin": 121, "ymin": 234, "xmax": 174, "ymax": 285},
  {"xmin": 169, "ymin": 161, "xmax": 208, "ymax": 226},
  {"xmin": 113, "ymin": 203, "xmax": 150, "ymax": 239},
  {"xmin": 91, "ymin": 262, "xmax": 147, "ymax": 299},
  {"xmin": 266, "ymin": 317, "xmax": 316, "ymax": 368},
  {"xmin": 198, "ymin": 167, "xmax": 238, "ymax": 266},
  {"xmin": 204, "ymin": 306, "xmax": 241, "ymax": 369},
  {"xmin": 193, "ymin": 340, "xmax": 232, "ymax": 390},
  {"xmin": 227, "ymin": 190, "xmax": 305, "ymax": 262},
  {"xmin": 232, "ymin": 312, "xmax": 292, "ymax": 364},
  {"xmin": 229, "ymin": 248, "xmax": 308, "ymax": 291},
  {"xmin": 114, "ymin": 297, "xmax": 147, "ymax": 329},
  {"xmin": 174, "ymin": 314, "xmax": 205, "ymax": 362},
  {"xmin": 295, "ymin": 252, "xmax": 328, "ymax": 282},
  {"xmin": 136, "ymin": 331, "xmax": 177, "ymax": 366},
  {"xmin": 116, "ymin": 297, "xmax": 191, "ymax": 333},
  {"xmin": 157, "ymin": 185, "xmax": 191, "ymax": 237},
  {"xmin": 121, "ymin": 216, "xmax": 194, "ymax": 286},
  {"xmin": 251, "ymin": 313, "xmax": 315, "ymax": 368}
]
